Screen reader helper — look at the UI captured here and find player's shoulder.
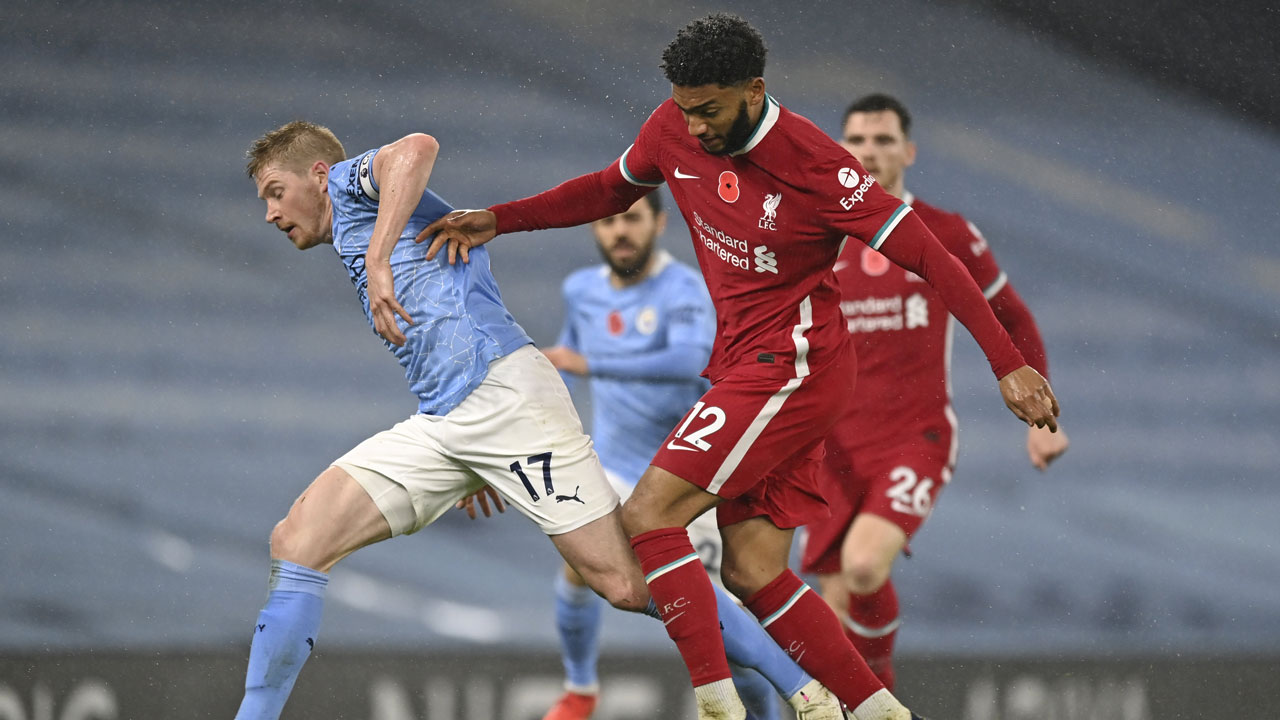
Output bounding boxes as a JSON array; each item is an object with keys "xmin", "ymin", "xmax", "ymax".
[
  {"xmin": 329, "ymin": 148, "xmax": 378, "ymax": 205},
  {"xmin": 769, "ymin": 101, "xmax": 864, "ymax": 182},
  {"xmin": 910, "ymin": 194, "xmax": 975, "ymax": 235},
  {"xmin": 563, "ymin": 264, "xmax": 609, "ymax": 296}
]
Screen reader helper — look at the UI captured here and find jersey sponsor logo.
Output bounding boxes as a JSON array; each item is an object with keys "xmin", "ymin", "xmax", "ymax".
[
  {"xmin": 905, "ymin": 293, "xmax": 929, "ymax": 329},
  {"xmin": 692, "ymin": 212, "xmax": 751, "ymax": 271},
  {"xmin": 753, "ymin": 245, "xmax": 778, "ymax": 274},
  {"xmin": 636, "ymin": 306, "xmax": 658, "ymax": 335},
  {"xmin": 607, "ymin": 309, "xmax": 625, "ymax": 336},
  {"xmin": 861, "ymin": 246, "xmax": 891, "ymax": 276},
  {"xmin": 718, "ymin": 171, "xmax": 740, "ymax": 203},
  {"xmin": 838, "ymin": 167, "xmax": 861, "ymax": 188},
  {"xmin": 666, "ymin": 401, "xmax": 726, "ymax": 452},
  {"xmin": 673, "ymin": 167, "xmax": 700, "ymax": 179},
  {"xmin": 758, "ymin": 192, "xmax": 781, "ymax": 230},
  {"xmin": 838, "ymin": 172, "xmax": 877, "ymax": 211},
  {"xmin": 839, "ymin": 293, "xmax": 930, "ymax": 333}
]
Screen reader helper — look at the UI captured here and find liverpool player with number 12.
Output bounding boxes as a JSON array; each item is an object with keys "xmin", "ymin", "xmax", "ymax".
[{"xmin": 421, "ymin": 14, "xmax": 1059, "ymax": 720}]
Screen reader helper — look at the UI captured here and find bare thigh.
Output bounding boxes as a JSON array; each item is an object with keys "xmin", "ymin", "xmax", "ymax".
[
  {"xmin": 270, "ymin": 465, "xmax": 393, "ymax": 573},
  {"xmin": 550, "ymin": 508, "xmax": 649, "ymax": 612}
]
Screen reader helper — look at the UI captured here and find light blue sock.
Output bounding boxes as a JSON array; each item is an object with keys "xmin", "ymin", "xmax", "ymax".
[
  {"xmin": 712, "ymin": 584, "xmax": 810, "ymax": 699},
  {"xmin": 732, "ymin": 664, "xmax": 781, "ymax": 720},
  {"xmin": 234, "ymin": 560, "xmax": 329, "ymax": 720},
  {"xmin": 555, "ymin": 571, "xmax": 603, "ymax": 692}
]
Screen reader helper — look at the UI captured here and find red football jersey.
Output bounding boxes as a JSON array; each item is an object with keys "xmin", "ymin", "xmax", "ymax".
[
  {"xmin": 828, "ymin": 192, "xmax": 1006, "ymax": 450},
  {"xmin": 619, "ymin": 96, "xmax": 911, "ymax": 383},
  {"xmin": 492, "ymin": 96, "xmax": 1024, "ymax": 383}
]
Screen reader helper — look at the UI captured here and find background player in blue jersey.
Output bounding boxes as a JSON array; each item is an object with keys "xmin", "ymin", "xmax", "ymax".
[
  {"xmin": 236, "ymin": 121, "xmax": 653, "ymax": 720},
  {"xmin": 539, "ymin": 194, "xmax": 817, "ymax": 720},
  {"xmin": 239, "ymin": 122, "xmax": 844, "ymax": 720}
]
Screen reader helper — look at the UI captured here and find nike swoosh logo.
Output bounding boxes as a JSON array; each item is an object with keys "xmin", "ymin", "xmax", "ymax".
[
  {"xmin": 665, "ymin": 440, "xmax": 700, "ymax": 452},
  {"xmin": 663, "ymin": 611, "xmax": 687, "ymax": 626},
  {"xmin": 833, "ymin": 260, "xmax": 849, "ymax": 272},
  {"xmin": 673, "ymin": 167, "xmax": 700, "ymax": 179}
]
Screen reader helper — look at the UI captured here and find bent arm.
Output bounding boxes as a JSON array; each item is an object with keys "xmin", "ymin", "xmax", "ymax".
[{"xmin": 367, "ymin": 133, "xmax": 441, "ymax": 263}]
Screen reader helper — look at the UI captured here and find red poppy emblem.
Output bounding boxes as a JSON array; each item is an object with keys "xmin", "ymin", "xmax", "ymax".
[
  {"xmin": 718, "ymin": 171, "xmax": 740, "ymax": 203},
  {"xmin": 861, "ymin": 246, "xmax": 891, "ymax": 276},
  {"xmin": 607, "ymin": 310, "xmax": 625, "ymax": 336}
]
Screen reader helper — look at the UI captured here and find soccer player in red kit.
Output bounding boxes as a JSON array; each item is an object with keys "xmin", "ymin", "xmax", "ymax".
[
  {"xmin": 421, "ymin": 14, "xmax": 1059, "ymax": 720},
  {"xmin": 800, "ymin": 94, "xmax": 1071, "ymax": 693}
]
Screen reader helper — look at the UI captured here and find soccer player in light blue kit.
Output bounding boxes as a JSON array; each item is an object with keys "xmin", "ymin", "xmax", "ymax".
[
  {"xmin": 539, "ymin": 194, "xmax": 812, "ymax": 720},
  {"xmin": 239, "ymin": 122, "xmax": 844, "ymax": 720}
]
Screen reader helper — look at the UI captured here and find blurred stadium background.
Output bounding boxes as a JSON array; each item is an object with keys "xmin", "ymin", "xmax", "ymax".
[{"xmin": 1, "ymin": 0, "xmax": 1277, "ymax": 717}]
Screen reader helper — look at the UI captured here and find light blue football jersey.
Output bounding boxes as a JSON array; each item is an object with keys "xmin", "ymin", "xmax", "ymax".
[
  {"xmin": 558, "ymin": 251, "xmax": 715, "ymax": 486},
  {"xmin": 328, "ymin": 148, "xmax": 531, "ymax": 416}
]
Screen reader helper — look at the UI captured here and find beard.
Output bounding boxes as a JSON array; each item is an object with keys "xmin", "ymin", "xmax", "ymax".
[
  {"xmin": 600, "ymin": 238, "xmax": 655, "ymax": 279},
  {"xmin": 706, "ymin": 100, "xmax": 756, "ymax": 156}
]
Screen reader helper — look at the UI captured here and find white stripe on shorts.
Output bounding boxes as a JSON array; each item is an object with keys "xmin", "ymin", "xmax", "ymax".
[{"xmin": 707, "ymin": 296, "xmax": 814, "ymax": 494}]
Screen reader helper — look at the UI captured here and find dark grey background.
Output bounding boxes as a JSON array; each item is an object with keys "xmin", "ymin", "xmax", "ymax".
[{"xmin": 1, "ymin": 0, "xmax": 1277, "ymax": 662}]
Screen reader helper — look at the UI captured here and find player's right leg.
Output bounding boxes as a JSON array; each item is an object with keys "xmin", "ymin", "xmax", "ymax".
[{"xmin": 235, "ymin": 465, "xmax": 393, "ymax": 720}]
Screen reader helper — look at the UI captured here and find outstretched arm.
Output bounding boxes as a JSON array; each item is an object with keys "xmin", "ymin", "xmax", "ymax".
[
  {"xmin": 417, "ymin": 163, "xmax": 652, "ymax": 263},
  {"xmin": 366, "ymin": 133, "xmax": 441, "ymax": 346}
]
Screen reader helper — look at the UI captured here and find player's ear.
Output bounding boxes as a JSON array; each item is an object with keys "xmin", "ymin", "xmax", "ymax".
[
  {"xmin": 310, "ymin": 160, "xmax": 330, "ymax": 185},
  {"xmin": 655, "ymin": 210, "xmax": 668, "ymax": 236},
  {"xmin": 745, "ymin": 77, "xmax": 766, "ymax": 106},
  {"xmin": 904, "ymin": 140, "xmax": 917, "ymax": 168}
]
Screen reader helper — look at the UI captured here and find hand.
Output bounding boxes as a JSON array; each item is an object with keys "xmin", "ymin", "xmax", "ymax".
[
  {"xmin": 542, "ymin": 345, "xmax": 588, "ymax": 376},
  {"xmin": 998, "ymin": 365, "xmax": 1059, "ymax": 432},
  {"xmin": 1027, "ymin": 423, "xmax": 1069, "ymax": 471},
  {"xmin": 416, "ymin": 209, "xmax": 498, "ymax": 265},
  {"xmin": 366, "ymin": 260, "xmax": 412, "ymax": 346},
  {"xmin": 455, "ymin": 485, "xmax": 507, "ymax": 520}
]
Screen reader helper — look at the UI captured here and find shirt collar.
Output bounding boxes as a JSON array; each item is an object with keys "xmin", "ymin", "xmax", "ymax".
[{"xmin": 730, "ymin": 94, "xmax": 781, "ymax": 157}]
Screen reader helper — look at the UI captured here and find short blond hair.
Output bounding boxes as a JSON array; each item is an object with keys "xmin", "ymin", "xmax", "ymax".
[{"xmin": 246, "ymin": 121, "xmax": 346, "ymax": 178}]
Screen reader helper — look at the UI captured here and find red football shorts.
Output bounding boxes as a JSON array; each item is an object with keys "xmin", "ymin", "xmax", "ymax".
[
  {"xmin": 800, "ymin": 429, "xmax": 954, "ymax": 575},
  {"xmin": 650, "ymin": 351, "xmax": 855, "ymax": 530}
]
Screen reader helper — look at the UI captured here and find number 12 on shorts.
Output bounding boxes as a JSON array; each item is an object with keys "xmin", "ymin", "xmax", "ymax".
[{"xmin": 510, "ymin": 452, "xmax": 554, "ymax": 501}]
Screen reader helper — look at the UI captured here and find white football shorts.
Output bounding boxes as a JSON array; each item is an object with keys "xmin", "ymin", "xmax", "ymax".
[{"xmin": 334, "ymin": 345, "xmax": 619, "ymax": 536}]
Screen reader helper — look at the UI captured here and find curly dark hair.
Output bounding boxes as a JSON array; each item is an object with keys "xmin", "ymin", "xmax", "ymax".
[{"xmin": 660, "ymin": 13, "xmax": 767, "ymax": 88}]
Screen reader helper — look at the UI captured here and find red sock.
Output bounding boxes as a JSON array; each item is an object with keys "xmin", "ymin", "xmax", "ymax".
[
  {"xmin": 744, "ymin": 569, "xmax": 884, "ymax": 708},
  {"xmin": 845, "ymin": 580, "xmax": 900, "ymax": 691},
  {"xmin": 630, "ymin": 527, "xmax": 731, "ymax": 687}
]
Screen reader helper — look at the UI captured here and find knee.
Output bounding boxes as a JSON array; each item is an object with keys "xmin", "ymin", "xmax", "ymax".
[
  {"xmin": 597, "ymin": 573, "xmax": 651, "ymax": 613},
  {"xmin": 269, "ymin": 516, "xmax": 315, "ymax": 566},
  {"xmin": 719, "ymin": 557, "xmax": 779, "ymax": 601},
  {"xmin": 841, "ymin": 554, "xmax": 891, "ymax": 596},
  {"xmin": 619, "ymin": 497, "xmax": 655, "ymax": 538}
]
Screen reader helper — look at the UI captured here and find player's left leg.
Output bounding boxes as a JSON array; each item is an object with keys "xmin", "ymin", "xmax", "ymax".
[
  {"xmin": 818, "ymin": 513, "xmax": 907, "ymax": 691},
  {"xmin": 543, "ymin": 563, "xmax": 602, "ymax": 720},
  {"xmin": 721, "ymin": 516, "xmax": 910, "ymax": 720},
  {"xmin": 689, "ymin": 511, "xmax": 841, "ymax": 720}
]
